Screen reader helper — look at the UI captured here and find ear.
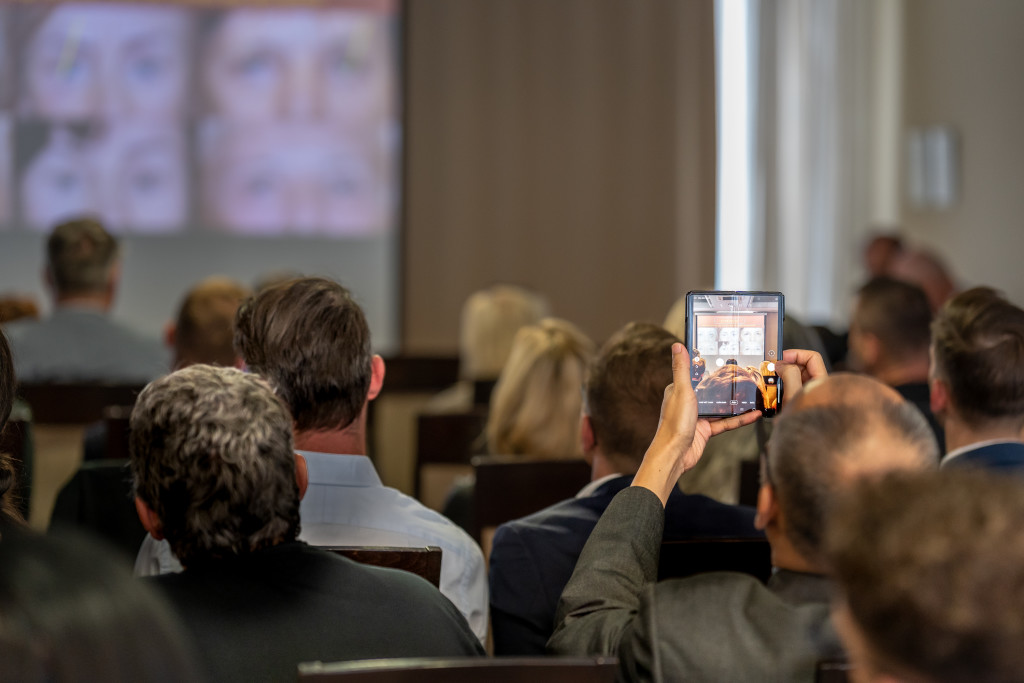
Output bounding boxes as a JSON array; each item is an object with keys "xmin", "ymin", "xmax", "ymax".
[
  {"xmin": 930, "ymin": 375, "xmax": 950, "ymax": 418},
  {"xmin": 580, "ymin": 415, "xmax": 596, "ymax": 460},
  {"xmin": 134, "ymin": 497, "xmax": 165, "ymax": 541},
  {"xmin": 754, "ymin": 482, "xmax": 779, "ymax": 531},
  {"xmin": 163, "ymin": 321, "xmax": 176, "ymax": 351},
  {"xmin": 860, "ymin": 333, "xmax": 882, "ymax": 369},
  {"xmin": 295, "ymin": 453, "xmax": 309, "ymax": 499},
  {"xmin": 367, "ymin": 354, "xmax": 385, "ymax": 401}
]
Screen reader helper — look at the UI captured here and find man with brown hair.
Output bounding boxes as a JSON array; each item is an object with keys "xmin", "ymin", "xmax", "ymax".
[
  {"xmin": 848, "ymin": 276, "xmax": 943, "ymax": 450},
  {"xmin": 930, "ymin": 287, "xmax": 1024, "ymax": 471},
  {"xmin": 233, "ymin": 277, "xmax": 488, "ymax": 640},
  {"xmin": 826, "ymin": 469, "xmax": 1024, "ymax": 683},
  {"xmin": 549, "ymin": 347, "xmax": 938, "ymax": 681},
  {"xmin": 489, "ymin": 323, "xmax": 761, "ymax": 655},
  {"xmin": 6, "ymin": 217, "xmax": 166, "ymax": 382},
  {"xmin": 165, "ymin": 276, "xmax": 250, "ymax": 370}
]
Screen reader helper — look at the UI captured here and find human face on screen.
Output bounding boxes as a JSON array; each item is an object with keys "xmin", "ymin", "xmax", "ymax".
[
  {"xmin": 203, "ymin": 9, "xmax": 391, "ymax": 125},
  {"xmin": 84, "ymin": 122, "xmax": 187, "ymax": 233},
  {"xmin": 20, "ymin": 127, "xmax": 92, "ymax": 230},
  {"xmin": 203, "ymin": 123, "xmax": 386, "ymax": 236},
  {"xmin": 20, "ymin": 123, "xmax": 186, "ymax": 233},
  {"xmin": 22, "ymin": 4, "xmax": 190, "ymax": 120}
]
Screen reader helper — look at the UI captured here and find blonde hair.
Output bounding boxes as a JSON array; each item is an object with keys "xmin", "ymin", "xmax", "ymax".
[
  {"xmin": 460, "ymin": 285, "xmax": 549, "ymax": 380},
  {"xmin": 486, "ymin": 318, "xmax": 594, "ymax": 458}
]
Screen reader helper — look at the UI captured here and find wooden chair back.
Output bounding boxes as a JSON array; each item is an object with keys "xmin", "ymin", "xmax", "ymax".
[
  {"xmin": 298, "ymin": 656, "xmax": 618, "ymax": 682},
  {"xmin": 17, "ymin": 384, "xmax": 144, "ymax": 424},
  {"xmin": 472, "ymin": 455, "xmax": 591, "ymax": 554},
  {"xmin": 102, "ymin": 405, "xmax": 133, "ymax": 460},
  {"xmin": 415, "ymin": 410, "xmax": 486, "ymax": 510},
  {"xmin": 658, "ymin": 537, "xmax": 772, "ymax": 583},
  {"xmin": 322, "ymin": 546, "xmax": 443, "ymax": 588}
]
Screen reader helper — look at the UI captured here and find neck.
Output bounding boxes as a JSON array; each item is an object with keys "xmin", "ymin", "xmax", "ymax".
[
  {"xmin": 766, "ymin": 527, "xmax": 823, "ymax": 575},
  {"xmin": 293, "ymin": 410, "xmax": 369, "ymax": 455},
  {"xmin": 55, "ymin": 293, "xmax": 110, "ymax": 312},
  {"xmin": 589, "ymin": 449, "xmax": 626, "ymax": 482},
  {"xmin": 873, "ymin": 356, "xmax": 930, "ymax": 387},
  {"xmin": 943, "ymin": 412, "xmax": 1024, "ymax": 454}
]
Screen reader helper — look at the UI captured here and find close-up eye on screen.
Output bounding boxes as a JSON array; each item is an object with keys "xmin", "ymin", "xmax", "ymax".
[{"xmin": 685, "ymin": 291, "xmax": 784, "ymax": 418}]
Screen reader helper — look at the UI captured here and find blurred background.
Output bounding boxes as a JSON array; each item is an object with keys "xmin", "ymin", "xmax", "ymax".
[{"xmin": 0, "ymin": 0, "xmax": 1021, "ymax": 352}]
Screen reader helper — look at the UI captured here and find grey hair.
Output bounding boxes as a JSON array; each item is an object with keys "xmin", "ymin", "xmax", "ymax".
[
  {"xmin": 129, "ymin": 365, "xmax": 299, "ymax": 566},
  {"xmin": 767, "ymin": 397, "xmax": 938, "ymax": 565}
]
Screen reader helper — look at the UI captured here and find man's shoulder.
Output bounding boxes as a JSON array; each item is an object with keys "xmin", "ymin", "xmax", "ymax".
[
  {"xmin": 664, "ymin": 489, "xmax": 760, "ymax": 538},
  {"xmin": 946, "ymin": 441, "xmax": 1024, "ymax": 471}
]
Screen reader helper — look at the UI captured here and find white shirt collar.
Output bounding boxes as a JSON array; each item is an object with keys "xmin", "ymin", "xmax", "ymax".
[{"xmin": 575, "ymin": 472, "xmax": 624, "ymax": 499}]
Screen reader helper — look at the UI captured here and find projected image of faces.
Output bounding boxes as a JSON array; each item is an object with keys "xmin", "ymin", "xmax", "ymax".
[
  {"xmin": 201, "ymin": 122, "xmax": 387, "ymax": 236},
  {"xmin": 202, "ymin": 9, "xmax": 392, "ymax": 127},
  {"xmin": 19, "ymin": 121, "xmax": 186, "ymax": 233},
  {"xmin": 19, "ymin": 4, "xmax": 191, "ymax": 121}
]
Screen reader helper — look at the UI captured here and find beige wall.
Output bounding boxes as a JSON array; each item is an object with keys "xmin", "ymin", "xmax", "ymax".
[
  {"xmin": 903, "ymin": 0, "xmax": 1024, "ymax": 306},
  {"xmin": 402, "ymin": 0, "xmax": 717, "ymax": 351}
]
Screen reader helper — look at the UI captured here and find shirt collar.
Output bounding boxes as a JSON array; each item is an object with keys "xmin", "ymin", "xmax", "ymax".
[
  {"xmin": 296, "ymin": 451, "xmax": 383, "ymax": 488},
  {"xmin": 575, "ymin": 472, "xmax": 624, "ymax": 499},
  {"xmin": 942, "ymin": 439, "xmax": 1024, "ymax": 467}
]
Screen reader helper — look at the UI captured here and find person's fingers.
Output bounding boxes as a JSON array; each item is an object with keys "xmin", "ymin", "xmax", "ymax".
[
  {"xmin": 671, "ymin": 342, "xmax": 691, "ymax": 388},
  {"xmin": 776, "ymin": 361, "xmax": 805, "ymax": 396},
  {"xmin": 706, "ymin": 410, "xmax": 761, "ymax": 437},
  {"xmin": 781, "ymin": 348, "xmax": 828, "ymax": 381}
]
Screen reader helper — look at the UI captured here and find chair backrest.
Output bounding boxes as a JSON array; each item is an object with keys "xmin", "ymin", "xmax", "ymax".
[
  {"xmin": 415, "ymin": 410, "xmax": 486, "ymax": 509},
  {"xmin": 472, "ymin": 456, "xmax": 591, "ymax": 548},
  {"xmin": 377, "ymin": 356, "xmax": 460, "ymax": 394},
  {"xmin": 103, "ymin": 405, "xmax": 133, "ymax": 460},
  {"xmin": 815, "ymin": 659, "xmax": 853, "ymax": 683},
  {"xmin": 471, "ymin": 379, "xmax": 497, "ymax": 407},
  {"xmin": 17, "ymin": 384, "xmax": 144, "ymax": 424},
  {"xmin": 298, "ymin": 656, "xmax": 618, "ymax": 682},
  {"xmin": 658, "ymin": 537, "xmax": 772, "ymax": 583},
  {"xmin": 322, "ymin": 546, "xmax": 443, "ymax": 588}
]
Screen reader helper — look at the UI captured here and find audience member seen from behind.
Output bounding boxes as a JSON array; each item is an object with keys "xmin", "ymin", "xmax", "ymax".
[
  {"xmin": 428, "ymin": 284, "xmax": 549, "ymax": 413},
  {"xmin": 165, "ymin": 276, "xmax": 251, "ymax": 370},
  {"xmin": 886, "ymin": 247, "xmax": 957, "ymax": 313},
  {"xmin": 441, "ymin": 318, "xmax": 594, "ymax": 531},
  {"xmin": 862, "ymin": 232, "xmax": 904, "ymax": 278},
  {"xmin": 131, "ymin": 365, "xmax": 482, "ymax": 683},
  {"xmin": 4, "ymin": 217, "xmax": 166, "ymax": 383},
  {"xmin": 0, "ymin": 529, "xmax": 204, "ymax": 683},
  {"xmin": 826, "ymin": 470, "xmax": 1024, "ymax": 683},
  {"xmin": 931, "ymin": 287, "xmax": 1024, "ymax": 472},
  {"xmin": 549, "ymin": 349, "xmax": 939, "ymax": 682},
  {"xmin": 848, "ymin": 276, "xmax": 944, "ymax": 451},
  {"xmin": 489, "ymin": 323, "xmax": 762, "ymax": 655},
  {"xmin": 235, "ymin": 277, "xmax": 488, "ymax": 640}
]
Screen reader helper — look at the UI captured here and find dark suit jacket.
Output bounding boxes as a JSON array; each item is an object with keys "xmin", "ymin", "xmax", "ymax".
[
  {"xmin": 489, "ymin": 475, "xmax": 761, "ymax": 655},
  {"xmin": 149, "ymin": 541, "xmax": 483, "ymax": 683},
  {"xmin": 548, "ymin": 487, "xmax": 842, "ymax": 682},
  {"xmin": 942, "ymin": 441, "xmax": 1024, "ymax": 473}
]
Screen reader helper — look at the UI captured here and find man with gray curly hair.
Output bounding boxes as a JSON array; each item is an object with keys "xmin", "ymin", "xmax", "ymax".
[{"xmin": 132, "ymin": 365, "xmax": 482, "ymax": 683}]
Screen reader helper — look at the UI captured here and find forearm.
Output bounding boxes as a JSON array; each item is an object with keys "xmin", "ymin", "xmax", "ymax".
[{"xmin": 547, "ymin": 487, "xmax": 664, "ymax": 655}]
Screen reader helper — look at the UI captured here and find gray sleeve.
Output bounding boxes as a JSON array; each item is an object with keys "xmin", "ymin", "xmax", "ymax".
[{"xmin": 546, "ymin": 486, "xmax": 664, "ymax": 659}]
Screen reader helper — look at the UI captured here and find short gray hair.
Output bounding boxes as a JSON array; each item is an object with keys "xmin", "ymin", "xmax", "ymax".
[
  {"xmin": 129, "ymin": 365, "xmax": 299, "ymax": 565},
  {"xmin": 767, "ymin": 391, "xmax": 938, "ymax": 565},
  {"xmin": 46, "ymin": 217, "xmax": 120, "ymax": 295}
]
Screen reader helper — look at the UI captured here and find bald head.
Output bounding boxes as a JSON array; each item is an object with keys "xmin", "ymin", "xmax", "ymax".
[{"xmin": 767, "ymin": 373, "xmax": 939, "ymax": 565}]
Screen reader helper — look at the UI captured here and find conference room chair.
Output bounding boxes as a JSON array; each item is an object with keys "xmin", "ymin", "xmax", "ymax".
[
  {"xmin": 472, "ymin": 455, "xmax": 591, "ymax": 558},
  {"xmin": 322, "ymin": 546, "xmax": 443, "ymax": 588},
  {"xmin": 415, "ymin": 410, "xmax": 487, "ymax": 510},
  {"xmin": 369, "ymin": 355, "xmax": 460, "ymax": 496},
  {"xmin": 16, "ymin": 382, "xmax": 144, "ymax": 529},
  {"xmin": 297, "ymin": 656, "xmax": 618, "ymax": 682}
]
